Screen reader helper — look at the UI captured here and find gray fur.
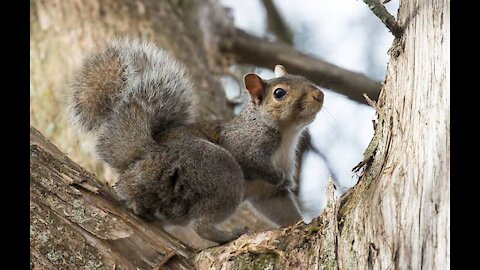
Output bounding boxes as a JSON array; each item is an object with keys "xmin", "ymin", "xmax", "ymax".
[
  {"xmin": 220, "ymin": 104, "xmax": 285, "ymax": 185},
  {"xmin": 221, "ymin": 73, "xmax": 324, "ymax": 226},
  {"xmin": 69, "ymin": 38, "xmax": 197, "ymax": 133},
  {"xmin": 69, "ymin": 38, "xmax": 243, "ymax": 244}
]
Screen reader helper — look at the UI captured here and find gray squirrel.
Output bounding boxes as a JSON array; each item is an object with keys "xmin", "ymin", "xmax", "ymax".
[{"xmin": 68, "ymin": 38, "xmax": 324, "ymax": 244}]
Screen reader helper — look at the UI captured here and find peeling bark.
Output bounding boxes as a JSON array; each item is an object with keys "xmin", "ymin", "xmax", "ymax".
[{"xmin": 362, "ymin": 0, "xmax": 403, "ymax": 38}]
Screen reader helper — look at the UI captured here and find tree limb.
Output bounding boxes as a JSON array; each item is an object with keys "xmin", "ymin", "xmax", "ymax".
[
  {"xmin": 362, "ymin": 0, "xmax": 402, "ymax": 38},
  {"xmin": 221, "ymin": 28, "xmax": 382, "ymax": 103},
  {"xmin": 30, "ymin": 126, "xmax": 196, "ymax": 270},
  {"xmin": 198, "ymin": 1, "xmax": 381, "ymax": 103}
]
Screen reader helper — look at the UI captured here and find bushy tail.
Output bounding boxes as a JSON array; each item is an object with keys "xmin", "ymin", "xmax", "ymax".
[{"xmin": 68, "ymin": 38, "xmax": 197, "ymax": 171}]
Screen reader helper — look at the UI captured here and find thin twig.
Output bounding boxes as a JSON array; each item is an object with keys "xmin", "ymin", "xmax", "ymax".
[
  {"xmin": 362, "ymin": 0, "xmax": 402, "ymax": 38},
  {"xmin": 305, "ymin": 138, "xmax": 341, "ymax": 189}
]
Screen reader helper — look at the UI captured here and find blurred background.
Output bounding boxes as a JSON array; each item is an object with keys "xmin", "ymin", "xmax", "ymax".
[{"xmin": 30, "ymin": 0, "xmax": 399, "ymax": 248}]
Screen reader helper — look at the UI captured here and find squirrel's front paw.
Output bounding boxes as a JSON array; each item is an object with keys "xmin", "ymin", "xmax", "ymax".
[{"xmin": 193, "ymin": 222, "xmax": 248, "ymax": 244}]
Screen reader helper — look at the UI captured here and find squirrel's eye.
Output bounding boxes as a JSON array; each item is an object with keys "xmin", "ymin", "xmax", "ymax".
[{"xmin": 273, "ymin": 88, "xmax": 287, "ymax": 100}]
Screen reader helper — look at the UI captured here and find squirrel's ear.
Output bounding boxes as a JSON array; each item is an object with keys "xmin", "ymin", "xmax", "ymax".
[
  {"xmin": 244, "ymin": 73, "xmax": 265, "ymax": 105},
  {"xmin": 274, "ymin": 65, "xmax": 287, "ymax": 78}
]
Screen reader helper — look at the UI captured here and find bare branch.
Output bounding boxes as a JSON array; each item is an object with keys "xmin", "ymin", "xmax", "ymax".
[
  {"xmin": 261, "ymin": 0, "xmax": 294, "ymax": 44},
  {"xmin": 221, "ymin": 29, "xmax": 382, "ymax": 103},
  {"xmin": 363, "ymin": 0, "xmax": 402, "ymax": 38}
]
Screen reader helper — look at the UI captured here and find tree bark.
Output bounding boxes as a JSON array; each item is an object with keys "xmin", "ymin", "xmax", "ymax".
[{"xmin": 30, "ymin": 127, "xmax": 195, "ymax": 269}]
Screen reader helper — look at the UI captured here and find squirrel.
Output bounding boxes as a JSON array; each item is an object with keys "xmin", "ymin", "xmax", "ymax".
[{"xmin": 68, "ymin": 38, "xmax": 324, "ymax": 244}]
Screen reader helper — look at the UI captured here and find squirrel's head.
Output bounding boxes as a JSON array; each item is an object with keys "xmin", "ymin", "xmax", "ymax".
[{"xmin": 243, "ymin": 65, "xmax": 324, "ymax": 128}]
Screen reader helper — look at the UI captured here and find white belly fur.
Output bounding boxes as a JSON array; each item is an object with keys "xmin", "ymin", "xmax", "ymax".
[{"xmin": 271, "ymin": 126, "xmax": 305, "ymax": 180}]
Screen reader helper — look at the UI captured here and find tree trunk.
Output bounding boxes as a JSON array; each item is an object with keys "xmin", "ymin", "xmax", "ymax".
[
  {"xmin": 197, "ymin": 0, "xmax": 450, "ymax": 268},
  {"xmin": 30, "ymin": 0, "xmax": 449, "ymax": 268}
]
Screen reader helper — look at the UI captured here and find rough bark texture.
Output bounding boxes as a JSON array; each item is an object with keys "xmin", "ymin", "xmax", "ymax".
[
  {"xmin": 30, "ymin": 127, "xmax": 196, "ymax": 269},
  {"xmin": 196, "ymin": 0, "xmax": 450, "ymax": 268},
  {"xmin": 337, "ymin": 0, "xmax": 449, "ymax": 268}
]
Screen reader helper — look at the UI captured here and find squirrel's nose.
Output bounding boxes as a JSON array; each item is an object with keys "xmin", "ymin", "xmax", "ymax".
[{"xmin": 311, "ymin": 90, "xmax": 324, "ymax": 103}]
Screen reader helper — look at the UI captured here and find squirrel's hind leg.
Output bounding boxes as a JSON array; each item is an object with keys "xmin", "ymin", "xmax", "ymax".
[
  {"xmin": 186, "ymin": 140, "xmax": 247, "ymax": 244},
  {"xmin": 192, "ymin": 220, "xmax": 247, "ymax": 245}
]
